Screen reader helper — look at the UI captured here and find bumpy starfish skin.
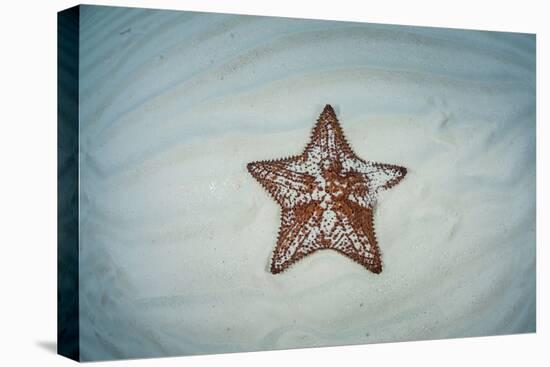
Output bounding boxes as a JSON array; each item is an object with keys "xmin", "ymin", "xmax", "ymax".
[{"xmin": 247, "ymin": 105, "xmax": 407, "ymax": 274}]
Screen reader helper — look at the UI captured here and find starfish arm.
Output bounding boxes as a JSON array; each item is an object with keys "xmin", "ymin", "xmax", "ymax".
[
  {"xmin": 328, "ymin": 202, "xmax": 382, "ymax": 273},
  {"xmin": 347, "ymin": 188, "xmax": 377, "ymax": 209},
  {"xmin": 348, "ymin": 158, "xmax": 407, "ymax": 194},
  {"xmin": 344, "ymin": 171, "xmax": 377, "ymax": 209},
  {"xmin": 270, "ymin": 205, "xmax": 323, "ymax": 274},
  {"xmin": 247, "ymin": 158, "xmax": 315, "ymax": 209},
  {"xmin": 304, "ymin": 105, "xmax": 354, "ymax": 166}
]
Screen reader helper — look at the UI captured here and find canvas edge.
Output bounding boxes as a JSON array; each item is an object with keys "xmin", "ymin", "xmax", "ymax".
[{"xmin": 57, "ymin": 4, "xmax": 81, "ymax": 362}]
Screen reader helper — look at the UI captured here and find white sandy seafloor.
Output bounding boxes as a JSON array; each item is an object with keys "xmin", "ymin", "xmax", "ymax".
[{"xmin": 76, "ymin": 5, "xmax": 536, "ymax": 361}]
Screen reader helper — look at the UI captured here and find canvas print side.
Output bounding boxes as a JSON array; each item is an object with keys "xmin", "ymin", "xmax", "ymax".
[{"xmin": 57, "ymin": 5, "xmax": 80, "ymax": 362}]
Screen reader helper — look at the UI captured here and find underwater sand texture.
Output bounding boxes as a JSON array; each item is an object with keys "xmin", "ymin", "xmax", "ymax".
[{"xmin": 77, "ymin": 5, "xmax": 535, "ymax": 361}]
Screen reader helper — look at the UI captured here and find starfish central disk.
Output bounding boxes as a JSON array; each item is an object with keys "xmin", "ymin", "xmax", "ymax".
[{"xmin": 247, "ymin": 105, "xmax": 407, "ymax": 274}]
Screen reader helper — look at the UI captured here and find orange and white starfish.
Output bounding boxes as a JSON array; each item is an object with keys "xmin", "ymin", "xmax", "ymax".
[{"xmin": 247, "ymin": 105, "xmax": 407, "ymax": 274}]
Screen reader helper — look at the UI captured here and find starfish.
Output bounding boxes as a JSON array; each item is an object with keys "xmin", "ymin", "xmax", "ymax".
[{"xmin": 247, "ymin": 105, "xmax": 407, "ymax": 274}]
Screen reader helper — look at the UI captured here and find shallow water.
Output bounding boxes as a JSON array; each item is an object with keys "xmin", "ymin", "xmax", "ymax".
[{"xmin": 77, "ymin": 5, "xmax": 535, "ymax": 361}]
